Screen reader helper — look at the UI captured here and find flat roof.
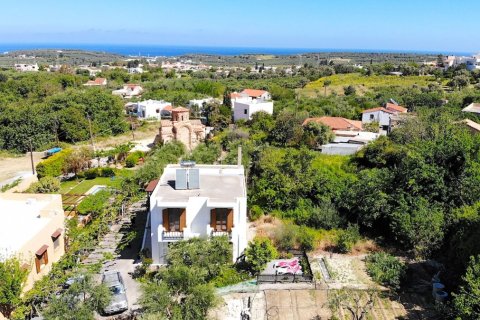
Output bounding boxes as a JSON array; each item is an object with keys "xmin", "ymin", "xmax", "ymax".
[
  {"xmin": 153, "ymin": 164, "xmax": 246, "ymax": 203},
  {"xmin": 0, "ymin": 194, "xmax": 62, "ymax": 260}
]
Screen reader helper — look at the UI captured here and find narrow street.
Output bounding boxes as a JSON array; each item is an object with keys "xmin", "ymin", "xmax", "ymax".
[{"xmin": 81, "ymin": 199, "xmax": 148, "ymax": 319}]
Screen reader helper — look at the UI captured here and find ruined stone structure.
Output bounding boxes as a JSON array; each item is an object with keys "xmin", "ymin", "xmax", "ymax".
[{"xmin": 156, "ymin": 107, "xmax": 206, "ymax": 150}]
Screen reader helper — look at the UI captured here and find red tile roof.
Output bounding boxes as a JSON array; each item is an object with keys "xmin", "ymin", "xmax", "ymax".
[
  {"xmin": 85, "ymin": 77, "xmax": 107, "ymax": 85},
  {"xmin": 230, "ymin": 92, "xmax": 241, "ymax": 99},
  {"xmin": 302, "ymin": 116, "xmax": 362, "ymax": 131},
  {"xmin": 362, "ymin": 107, "xmax": 396, "ymax": 114},
  {"xmin": 163, "ymin": 105, "xmax": 173, "ymax": 111},
  {"xmin": 385, "ymin": 103, "xmax": 407, "ymax": 113},
  {"xmin": 145, "ymin": 179, "xmax": 159, "ymax": 192},
  {"xmin": 242, "ymin": 89, "xmax": 267, "ymax": 98},
  {"xmin": 172, "ymin": 106, "xmax": 190, "ymax": 112}
]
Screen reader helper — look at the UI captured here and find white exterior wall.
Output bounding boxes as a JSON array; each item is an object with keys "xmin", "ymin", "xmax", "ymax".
[
  {"xmin": 150, "ymin": 197, "xmax": 247, "ymax": 265},
  {"xmin": 233, "ymin": 101, "xmax": 274, "ymax": 121},
  {"xmin": 136, "ymin": 100, "xmax": 171, "ymax": 120},
  {"xmin": 362, "ymin": 111, "xmax": 391, "ymax": 127}
]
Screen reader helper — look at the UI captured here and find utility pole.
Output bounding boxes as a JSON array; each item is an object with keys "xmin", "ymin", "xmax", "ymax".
[
  {"xmin": 129, "ymin": 114, "xmax": 135, "ymax": 140},
  {"xmin": 28, "ymin": 139, "xmax": 35, "ymax": 175},
  {"xmin": 87, "ymin": 115, "xmax": 95, "ymax": 152},
  {"xmin": 54, "ymin": 116, "xmax": 59, "ymax": 146}
]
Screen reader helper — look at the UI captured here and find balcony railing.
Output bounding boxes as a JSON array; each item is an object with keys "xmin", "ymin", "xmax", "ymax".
[
  {"xmin": 162, "ymin": 231, "xmax": 184, "ymax": 240},
  {"xmin": 211, "ymin": 230, "xmax": 232, "ymax": 240}
]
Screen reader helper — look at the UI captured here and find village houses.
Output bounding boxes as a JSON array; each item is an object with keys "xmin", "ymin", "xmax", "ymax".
[
  {"xmin": 231, "ymin": 89, "xmax": 274, "ymax": 121},
  {"xmin": 361, "ymin": 102, "xmax": 408, "ymax": 133}
]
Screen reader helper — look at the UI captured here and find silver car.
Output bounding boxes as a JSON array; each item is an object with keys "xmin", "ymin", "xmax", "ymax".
[{"xmin": 102, "ymin": 270, "xmax": 128, "ymax": 315}]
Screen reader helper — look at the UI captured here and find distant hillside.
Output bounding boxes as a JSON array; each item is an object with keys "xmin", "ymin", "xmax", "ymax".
[
  {"xmin": 0, "ymin": 49, "xmax": 126, "ymax": 67},
  {"xmin": 179, "ymin": 51, "xmax": 439, "ymax": 67}
]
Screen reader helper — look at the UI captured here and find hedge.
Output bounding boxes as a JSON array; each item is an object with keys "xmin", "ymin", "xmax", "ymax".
[{"xmin": 36, "ymin": 149, "xmax": 72, "ymax": 178}]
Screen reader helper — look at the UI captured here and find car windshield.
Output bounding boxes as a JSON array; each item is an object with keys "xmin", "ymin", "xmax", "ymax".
[{"xmin": 110, "ymin": 285, "xmax": 123, "ymax": 294}]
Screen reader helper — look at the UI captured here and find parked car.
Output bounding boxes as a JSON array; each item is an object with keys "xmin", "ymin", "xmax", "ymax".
[{"xmin": 102, "ymin": 270, "xmax": 128, "ymax": 315}]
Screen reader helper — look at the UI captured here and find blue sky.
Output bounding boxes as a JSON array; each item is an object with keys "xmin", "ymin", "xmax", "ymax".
[{"xmin": 0, "ymin": 0, "xmax": 478, "ymax": 52}]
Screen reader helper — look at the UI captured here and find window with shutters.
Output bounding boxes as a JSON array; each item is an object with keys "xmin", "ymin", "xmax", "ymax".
[
  {"xmin": 212, "ymin": 208, "xmax": 233, "ymax": 232},
  {"xmin": 169, "ymin": 209, "xmax": 181, "ymax": 231},
  {"xmin": 35, "ymin": 249, "xmax": 48, "ymax": 273},
  {"xmin": 216, "ymin": 208, "xmax": 228, "ymax": 231},
  {"xmin": 163, "ymin": 208, "xmax": 185, "ymax": 232}
]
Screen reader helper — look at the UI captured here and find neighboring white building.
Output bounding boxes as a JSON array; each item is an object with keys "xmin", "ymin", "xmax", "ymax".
[
  {"xmin": 444, "ymin": 55, "xmax": 480, "ymax": 71},
  {"xmin": 149, "ymin": 163, "xmax": 247, "ymax": 265},
  {"xmin": 333, "ymin": 130, "xmax": 380, "ymax": 144},
  {"xmin": 14, "ymin": 63, "xmax": 39, "ymax": 72},
  {"xmin": 361, "ymin": 103, "xmax": 408, "ymax": 132},
  {"xmin": 133, "ymin": 99, "xmax": 172, "ymax": 120},
  {"xmin": 0, "ymin": 194, "xmax": 65, "ymax": 292},
  {"xmin": 127, "ymin": 67, "xmax": 144, "ymax": 74},
  {"xmin": 112, "ymin": 84, "xmax": 144, "ymax": 99},
  {"xmin": 232, "ymin": 89, "xmax": 273, "ymax": 121}
]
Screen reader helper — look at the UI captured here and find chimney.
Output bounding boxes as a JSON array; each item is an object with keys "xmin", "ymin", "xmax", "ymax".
[{"xmin": 237, "ymin": 146, "xmax": 242, "ymax": 167}]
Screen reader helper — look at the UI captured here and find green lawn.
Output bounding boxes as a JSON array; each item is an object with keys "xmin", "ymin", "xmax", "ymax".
[{"xmin": 60, "ymin": 169, "xmax": 134, "ymax": 194}]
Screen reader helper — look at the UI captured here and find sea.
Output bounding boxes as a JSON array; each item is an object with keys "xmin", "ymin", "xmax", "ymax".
[{"xmin": 0, "ymin": 43, "xmax": 473, "ymax": 57}]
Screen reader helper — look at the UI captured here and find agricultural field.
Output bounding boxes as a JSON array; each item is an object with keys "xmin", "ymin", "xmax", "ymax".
[{"xmin": 301, "ymin": 73, "xmax": 438, "ymax": 97}]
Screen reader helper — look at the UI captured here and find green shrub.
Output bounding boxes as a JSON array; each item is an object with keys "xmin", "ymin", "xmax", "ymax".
[
  {"xmin": 83, "ymin": 168, "xmax": 98, "ymax": 179},
  {"xmin": 211, "ymin": 265, "xmax": 250, "ymax": 288},
  {"xmin": 298, "ymin": 227, "xmax": 315, "ymax": 251},
  {"xmin": 302, "ymin": 202, "xmax": 345, "ymax": 230},
  {"xmin": 275, "ymin": 224, "xmax": 297, "ymax": 251},
  {"xmin": 337, "ymin": 224, "xmax": 361, "ymax": 253},
  {"xmin": 249, "ymin": 205, "xmax": 264, "ymax": 221},
  {"xmin": 1, "ymin": 178, "xmax": 22, "ymax": 192},
  {"xmin": 125, "ymin": 151, "xmax": 144, "ymax": 168},
  {"xmin": 366, "ymin": 252, "xmax": 406, "ymax": 290},
  {"xmin": 27, "ymin": 177, "xmax": 60, "ymax": 193},
  {"xmin": 100, "ymin": 167, "xmax": 114, "ymax": 177},
  {"xmin": 76, "ymin": 190, "xmax": 110, "ymax": 215},
  {"xmin": 245, "ymin": 237, "xmax": 278, "ymax": 274},
  {"xmin": 36, "ymin": 149, "xmax": 72, "ymax": 178}
]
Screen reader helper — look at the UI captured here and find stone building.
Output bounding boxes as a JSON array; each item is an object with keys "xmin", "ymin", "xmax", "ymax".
[{"xmin": 156, "ymin": 107, "xmax": 206, "ymax": 150}]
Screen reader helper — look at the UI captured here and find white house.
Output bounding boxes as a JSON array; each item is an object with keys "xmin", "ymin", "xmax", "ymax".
[
  {"xmin": 443, "ymin": 55, "xmax": 480, "ymax": 71},
  {"xmin": 133, "ymin": 99, "xmax": 172, "ymax": 120},
  {"xmin": 127, "ymin": 67, "xmax": 144, "ymax": 74},
  {"xmin": 14, "ymin": 63, "xmax": 39, "ymax": 72},
  {"xmin": 232, "ymin": 89, "xmax": 273, "ymax": 121},
  {"xmin": 361, "ymin": 103, "xmax": 408, "ymax": 132},
  {"xmin": 148, "ymin": 162, "xmax": 247, "ymax": 265},
  {"xmin": 112, "ymin": 84, "xmax": 144, "ymax": 99},
  {"xmin": 0, "ymin": 194, "xmax": 65, "ymax": 292}
]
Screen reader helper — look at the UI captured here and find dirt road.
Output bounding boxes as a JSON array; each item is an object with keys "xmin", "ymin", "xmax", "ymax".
[{"xmin": 0, "ymin": 152, "xmax": 43, "ymax": 184}]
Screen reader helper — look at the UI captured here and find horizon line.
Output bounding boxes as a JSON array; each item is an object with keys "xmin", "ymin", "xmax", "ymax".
[{"xmin": 0, "ymin": 42, "xmax": 476, "ymax": 56}]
